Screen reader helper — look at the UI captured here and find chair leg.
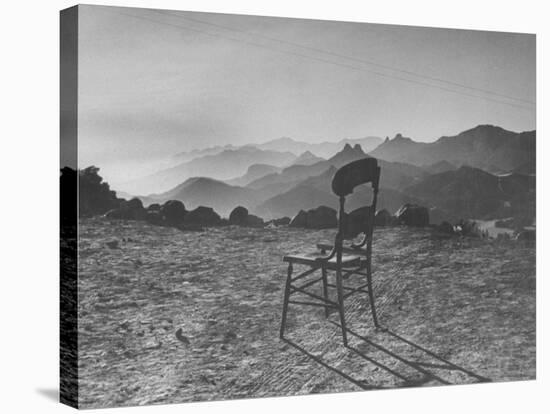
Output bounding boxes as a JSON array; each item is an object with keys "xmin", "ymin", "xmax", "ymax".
[
  {"xmin": 280, "ymin": 263, "xmax": 293, "ymax": 339},
  {"xmin": 366, "ymin": 251, "xmax": 379, "ymax": 328},
  {"xmin": 321, "ymin": 266, "xmax": 330, "ymax": 318},
  {"xmin": 335, "ymin": 268, "xmax": 348, "ymax": 346}
]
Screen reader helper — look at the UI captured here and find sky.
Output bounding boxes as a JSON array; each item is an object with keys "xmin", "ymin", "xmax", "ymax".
[{"xmin": 75, "ymin": 5, "xmax": 535, "ymax": 183}]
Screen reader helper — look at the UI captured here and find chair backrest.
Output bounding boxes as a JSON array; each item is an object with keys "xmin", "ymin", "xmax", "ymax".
[
  {"xmin": 331, "ymin": 157, "xmax": 381, "ymax": 248},
  {"xmin": 331, "ymin": 157, "xmax": 380, "ymax": 197}
]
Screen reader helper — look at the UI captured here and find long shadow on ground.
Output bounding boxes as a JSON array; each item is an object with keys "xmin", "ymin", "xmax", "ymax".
[{"xmin": 282, "ymin": 323, "xmax": 490, "ymax": 390}]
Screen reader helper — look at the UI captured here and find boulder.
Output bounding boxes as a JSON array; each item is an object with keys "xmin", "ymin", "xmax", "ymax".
[
  {"xmin": 515, "ymin": 229, "xmax": 535, "ymax": 242},
  {"xmin": 103, "ymin": 197, "xmax": 146, "ymax": 220},
  {"xmin": 343, "ymin": 206, "xmax": 371, "ymax": 238},
  {"xmin": 245, "ymin": 214, "xmax": 264, "ymax": 228},
  {"xmin": 374, "ymin": 209, "xmax": 392, "ymax": 227},
  {"xmin": 229, "ymin": 206, "xmax": 249, "ymax": 225},
  {"xmin": 160, "ymin": 200, "xmax": 186, "ymax": 225},
  {"xmin": 147, "ymin": 203, "xmax": 161, "ymax": 212},
  {"xmin": 289, "ymin": 206, "xmax": 337, "ymax": 229},
  {"xmin": 127, "ymin": 197, "xmax": 144, "ymax": 210},
  {"xmin": 438, "ymin": 221, "xmax": 455, "ymax": 235},
  {"xmin": 104, "ymin": 208, "xmax": 124, "ymax": 219},
  {"xmin": 185, "ymin": 206, "xmax": 221, "ymax": 226},
  {"xmin": 395, "ymin": 204, "xmax": 429, "ymax": 227},
  {"xmin": 306, "ymin": 206, "xmax": 338, "ymax": 229},
  {"xmin": 145, "ymin": 211, "xmax": 165, "ymax": 226},
  {"xmin": 289, "ymin": 210, "xmax": 308, "ymax": 228},
  {"xmin": 271, "ymin": 217, "xmax": 291, "ymax": 226}
]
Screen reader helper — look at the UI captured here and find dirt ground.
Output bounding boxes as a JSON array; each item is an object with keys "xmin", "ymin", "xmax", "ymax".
[{"xmin": 76, "ymin": 218, "xmax": 536, "ymax": 408}]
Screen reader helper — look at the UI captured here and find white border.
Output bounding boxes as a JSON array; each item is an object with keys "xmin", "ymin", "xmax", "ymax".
[{"xmin": 0, "ymin": 1, "xmax": 545, "ymax": 413}]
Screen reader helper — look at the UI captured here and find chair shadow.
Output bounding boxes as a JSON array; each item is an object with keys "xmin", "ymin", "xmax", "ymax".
[
  {"xmin": 282, "ymin": 322, "xmax": 490, "ymax": 391},
  {"xmin": 281, "ymin": 337, "xmax": 386, "ymax": 390},
  {"xmin": 35, "ymin": 387, "xmax": 58, "ymax": 402}
]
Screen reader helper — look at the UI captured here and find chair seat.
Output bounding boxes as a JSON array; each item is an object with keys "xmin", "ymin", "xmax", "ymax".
[
  {"xmin": 316, "ymin": 243, "xmax": 367, "ymax": 255},
  {"xmin": 283, "ymin": 251, "xmax": 363, "ymax": 269}
]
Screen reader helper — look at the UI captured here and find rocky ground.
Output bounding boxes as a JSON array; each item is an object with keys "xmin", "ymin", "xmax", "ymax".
[{"xmin": 76, "ymin": 217, "xmax": 536, "ymax": 408}]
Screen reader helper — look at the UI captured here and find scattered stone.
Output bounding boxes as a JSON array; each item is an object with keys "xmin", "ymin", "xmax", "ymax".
[
  {"xmin": 395, "ymin": 204, "xmax": 429, "ymax": 227},
  {"xmin": 223, "ymin": 331, "xmax": 238, "ymax": 342},
  {"xmin": 175, "ymin": 328, "xmax": 190, "ymax": 345},
  {"xmin": 105, "ymin": 240, "xmax": 119, "ymax": 249}
]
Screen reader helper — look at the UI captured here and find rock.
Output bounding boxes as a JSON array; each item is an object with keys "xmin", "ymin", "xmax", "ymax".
[
  {"xmin": 104, "ymin": 208, "xmax": 124, "ymax": 219},
  {"xmin": 289, "ymin": 207, "xmax": 337, "ymax": 229},
  {"xmin": 245, "ymin": 214, "xmax": 264, "ymax": 228},
  {"xmin": 429, "ymin": 208, "xmax": 452, "ymax": 225},
  {"xmin": 127, "ymin": 197, "xmax": 143, "ymax": 211},
  {"xmin": 374, "ymin": 209, "xmax": 392, "ymax": 227},
  {"xmin": 177, "ymin": 223, "xmax": 204, "ymax": 232},
  {"xmin": 438, "ymin": 221, "xmax": 455, "ymax": 234},
  {"xmin": 395, "ymin": 204, "xmax": 429, "ymax": 227},
  {"xmin": 289, "ymin": 210, "xmax": 308, "ymax": 228},
  {"xmin": 267, "ymin": 217, "xmax": 291, "ymax": 227},
  {"xmin": 229, "ymin": 206, "xmax": 248, "ymax": 225},
  {"xmin": 305, "ymin": 206, "xmax": 338, "ymax": 229},
  {"xmin": 147, "ymin": 203, "xmax": 161, "ymax": 212},
  {"xmin": 515, "ymin": 229, "xmax": 535, "ymax": 241},
  {"xmin": 272, "ymin": 217, "xmax": 291, "ymax": 226},
  {"xmin": 103, "ymin": 197, "xmax": 146, "ymax": 220},
  {"xmin": 343, "ymin": 206, "xmax": 371, "ymax": 238},
  {"xmin": 185, "ymin": 206, "xmax": 221, "ymax": 226},
  {"xmin": 145, "ymin": 211, "xmax": 165, "ymax": 226},
  {"xmin": 105, "ymin": 240, "xmax": 119, "ymax": 249},
  {"xmin": 175, "ymin": 328, "xmax": 190, "ymax": 345},
  {"xmin": 160, "ymin": 200, "xmax": 186, "ymax": 225},
  {"xmin": 78, "ymin": 166, "xmax": 122, "ymax": 217},
  {"xmin": 495, "ymin": 218, "xmax": 514, "ymax": 229}
]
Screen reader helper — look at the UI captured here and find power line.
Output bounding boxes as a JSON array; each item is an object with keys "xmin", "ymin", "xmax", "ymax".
[
  {"xmin": 107, "ymin": 9, "xmax": 534, "ymax": 112},
  {"xmin": 153, "ymin": 9, "xmax": 535, "ymax": 106}
]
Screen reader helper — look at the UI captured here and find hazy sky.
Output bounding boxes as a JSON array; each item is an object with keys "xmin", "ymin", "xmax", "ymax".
[{"xmin": 77, "ymin": 5, "xmax": 535, "ymax": 181}]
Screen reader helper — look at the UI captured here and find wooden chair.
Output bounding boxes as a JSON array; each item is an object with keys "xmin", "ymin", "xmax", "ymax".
[{"xmin": 280, "ymin": 157, "xmax": 381, "ymax": 346}]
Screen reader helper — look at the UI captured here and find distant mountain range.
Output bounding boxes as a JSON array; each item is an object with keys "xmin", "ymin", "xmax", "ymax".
[
  {"xmin": 121, "ymin": 147, "xmax": 296, "ymax": 195},
  {"xmin": 120, "ymin": 124, "xmax": 535, "ymax": 224},
  {"xmin": 370, "ymin": 125, "xmax": 535, "ymax": 173},
  {"xmin": 254, "ymin": 136, "xmax": 382, "ymax": 158},
  {"xmin": 288, "ymin": 150, "xmax": 325, "ymax": 166},
  {"xmin": 168, "ymin": 135, "xmax": 381, "ymax": 170}
]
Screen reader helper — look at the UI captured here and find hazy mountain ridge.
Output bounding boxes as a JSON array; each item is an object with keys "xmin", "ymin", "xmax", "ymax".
[
  {"xmin": 254, "ymin": 136, "xmax": 382, "ymax": 158},
  {"xmin": 122, "ymin": 124, "xmax": 535, "ymax": 225},
  {"xmin": 120, "ymin": 147, "xmax": 297, "ymax": 195},
  {"xmin": 288, "ymin": 151, "xmax": 325, "ymax": 166},
  {"xmin": 225, "ymin": 164, "xmax": 282, "ymax": 187},
  {"xmin": 370, "ymin": 125, "xmax": 535, "ymax": 173}
]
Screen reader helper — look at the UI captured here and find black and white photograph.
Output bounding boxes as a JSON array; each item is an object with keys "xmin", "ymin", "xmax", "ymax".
[{"xmin": 58, "ymin": 3, "xmax": 536, "ymax": 410}]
